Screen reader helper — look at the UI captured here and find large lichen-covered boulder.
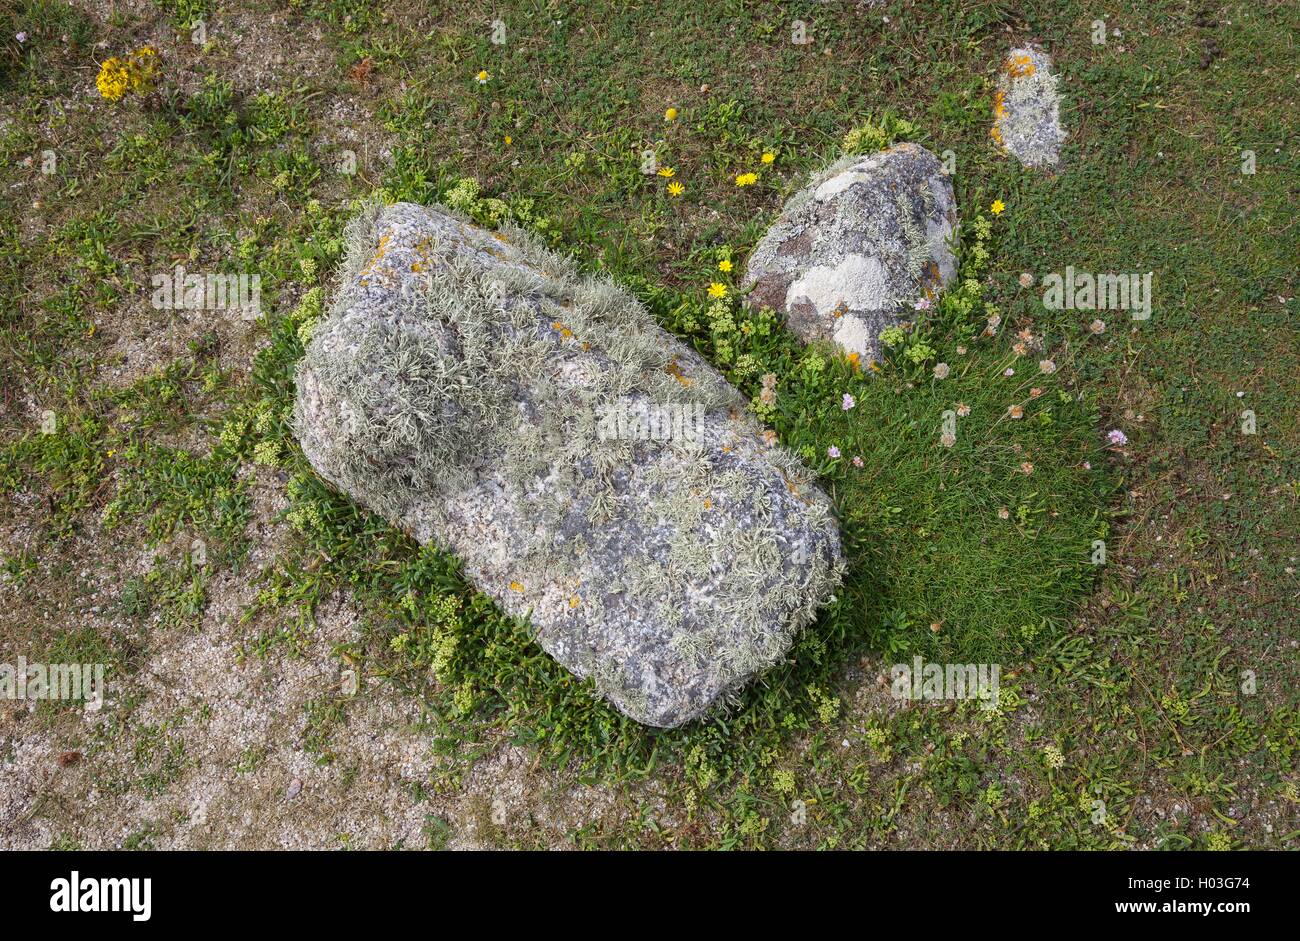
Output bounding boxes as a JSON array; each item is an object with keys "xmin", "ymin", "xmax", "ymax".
[
  {"xmin": 741, "ymin": 142, "xmax": 957, "ymax": 364},
  {"xmin": 292, "ymin": 202, "xmax": 843, "ymax": 728},
  {"xmin": 991, "ymin": 44, "xmax": 1067, "ymax": 169}
]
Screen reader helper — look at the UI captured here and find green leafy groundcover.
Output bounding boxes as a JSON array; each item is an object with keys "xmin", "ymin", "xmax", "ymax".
[{"xmin": 238, "ymin": 173, "xmax": 1112, "ymax": 782}]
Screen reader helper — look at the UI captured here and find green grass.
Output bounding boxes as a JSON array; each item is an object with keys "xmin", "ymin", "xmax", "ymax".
[{"xmin": 0, "ymin": 0, "xmax": 1295, "ymax": 849}]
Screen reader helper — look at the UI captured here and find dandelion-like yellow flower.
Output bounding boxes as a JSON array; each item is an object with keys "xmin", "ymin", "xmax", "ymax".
[
  {"xmin": 657, "ymin": 166, "xmax": 675, "ymax": 178},
  {"xmin": 664, "ymin": 107, "xmax": 677, "ymax": 121},
  {"xmin": 991, "ymin": 199, "xmax": 1006, "ymax": 215},
  {"xmin": 503, "ymin": 135, "xmax": 512, "ymax": 145},
  {"xmin": 761, "ymin": 152, "xmax": 775, "ymax": 164},
  {"xmin": 708, "ymin": 282, "xmax": 727, "ymax": 299},
  {"xmin": 735, "ymin": 172, "xmax": 758, "ymax": 187},
  {"xmin": 667, "ymin": 181, "xmax": 684, "ymax": 197},
  {"xmin": 718, "ymin": 259, "xmax": 733, "ymax": 273}
]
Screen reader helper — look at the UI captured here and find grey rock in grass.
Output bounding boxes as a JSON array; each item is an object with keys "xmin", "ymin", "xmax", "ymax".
[
  {"xmin": 992, "ymin": 44, "xmax": 1067, "ymax": 169},
  {"xmin": 292, "ymin": 202, "xmax": 843, "ymax": 728},
  {"xmin": 741, "ymin": 142, "xmax": 958, "ymax": 364}
]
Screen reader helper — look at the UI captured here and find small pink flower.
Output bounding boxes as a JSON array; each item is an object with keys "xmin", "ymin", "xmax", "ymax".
[
  {"xmin": 933, "ymin": 362, "xmax": 950, "ymax": 380},
  {"xmin": 1018, "ymin": 272, "xmax": 1034, "ymax": 288},
  {"xmin": 956, "ymin": 345, "xmax": 967, "ymax": 355},
  {"xmin": 913, "ymin": 297, "xmax": 932, "ymax": 311},
  {"xmin": 956, "ymin": 403, "xmax": 970, "ymax": 417},
  {"xmin": 940, "ymin": 432, "xmax": 956, "ymax": 448},
  {"xmin": 1030, "ymin": 387, "xmax": 1043, "ymax": 398},
  {"xmin": 852, "ymin": 455, "xmax": 864, "ymax": 468},
  {"xmin": 16, "ymin": 31, "xmax": 27, "ymax": 43},
  {"xmin": 1020, "ymin": 461, "xmax": 1034, "ymax": 475},
  {"xmin": 1008, "ymin": 405, "xmax": 1024, "ymax": 419},
  {"xmin": 998, "ymin": 507, "xmax": 1010, "ymax": 520},
  {"xmin": 841, "ymin": 393, "xmax": 856, "ymax": 411},
  {"xmin": 1089, "ymin": 319, "xmax": 1106, "ymax": 335},
  {"xmin": 1106, "ymin": 429, "xmax": 1128, "ymax": 446},
  {"xmin": 1038, "ymin": 359, "xmax": 1056, "ymax": 374},
  {"xmin": 1012, "ymin": 342, "xmax": 1027, "ymax": 357},
  {"xmin": 1004, "ymin": 367, "xmax": 1015, "ymax": 377},
  {"xmin": 1082, "ymin": 461, "xmax": 1092, "ymax": 470},
  {"xmin": 827, "ymin": 445, "xmax": 841, "ymax": 459}
]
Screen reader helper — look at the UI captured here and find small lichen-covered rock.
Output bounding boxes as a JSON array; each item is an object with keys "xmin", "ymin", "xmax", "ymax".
[
  {"xmin": 292, "ymin": 202, "xmax": 843, "ymax": 728},
  {"xmin": 992, "ymin": 44, "xmax": 1067, "ymax": 169},
  {"xmin": 741, "ymin": 143, "xmax": 957, "ymax": 364}
]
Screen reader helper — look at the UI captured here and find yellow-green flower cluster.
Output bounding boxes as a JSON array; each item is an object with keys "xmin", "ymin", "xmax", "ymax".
[
  {"xmin": 806, "ymin": 683, "xmax": 841, "ymax": 724},
  {"xmin": 292, "ymin": 285, "xmax": 325, "ymax": 346},
  {"xmin": 286, "ymin": 498, "xmax": 323, "ymax": 535},
  {"xmin": 769, "ymin": 767, "xmax": 796, "ymax": 796},
  {"xmin": 252, "ymin": 438, "xmax": 281, "ymax": 467}
]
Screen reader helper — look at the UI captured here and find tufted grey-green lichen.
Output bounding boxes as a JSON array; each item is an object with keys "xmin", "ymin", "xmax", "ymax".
[{"xmin": 293, "ymin": 201, "xmax": 844, "ymax": 727}]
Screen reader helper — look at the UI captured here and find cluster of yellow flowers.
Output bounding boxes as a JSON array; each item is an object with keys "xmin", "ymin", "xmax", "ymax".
[
  {"xmin": 657, "ymin": 104, "xmax": 778, "ymax": 200},
  {"xmin": 96, "ymin": 46, "xmax": 159, "ymax": 101},
  {"xmin": 734, "ymin": 151, "xmax": 773, "ymax": 188}
]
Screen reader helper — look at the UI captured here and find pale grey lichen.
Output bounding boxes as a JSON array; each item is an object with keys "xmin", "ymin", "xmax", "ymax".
[
  {"xmin": 741, "ymin": 143, "xmax": 958, "ymax": 363},
  {"xmin": 993, "ymin": 44, "xmax": 1067, "ymax": 169},
  {"xmin": 293, "ymin": 201, "xmax": 843, "ymax": 727}
]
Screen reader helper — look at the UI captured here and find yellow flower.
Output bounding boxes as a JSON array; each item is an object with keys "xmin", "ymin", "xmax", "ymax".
[
  {"xmin": 761, "ymin": 152, "xmax": 775, "ymax": 164},
  {"xmin": 708, "ymin": 283, "xmax": 727, "ymax": 299},
  {"xmin": 476, "ymin": 70, "xmax": 490, "ymax": 84},
  {"xmin": 664, "ymin": 107, "xmax": 677, "ymax": 121},
  {"xmin": 718, "ymin": 259, "xmax": 733, "ymax": 273},
  {"xmin": 96, "ymin": 57, "xmax": 131, "ymax": 101},
  {"xmin": 667, "ymin": 181, "xmax": 684, "ymax": 197},
  {"xmin": 657, "ymin": 166, "xmax": 675, "ymax": 178},
  {"xmin": 503, "ymin": 135, "xmax": 512, "ymax": 145},
  {"xmin": 991, "ymin": 199, "xmax": 1006, "ymax": 215},
  {"xmin": 735, "ymin": 172, "xmax": 758, "ymax": 187}
]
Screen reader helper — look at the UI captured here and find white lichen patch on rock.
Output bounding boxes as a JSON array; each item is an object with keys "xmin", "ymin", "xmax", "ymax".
[
  {"xmin": 742, "ymin": 143, "xmax": 958, "ymax": 363},
  {"xmin": 292, "ymin": 203, "xmax": 844, "ymax": 728},
  {"xmin": 992, "ymin": 44, "xmax": 1067, "ymax": 169}
]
